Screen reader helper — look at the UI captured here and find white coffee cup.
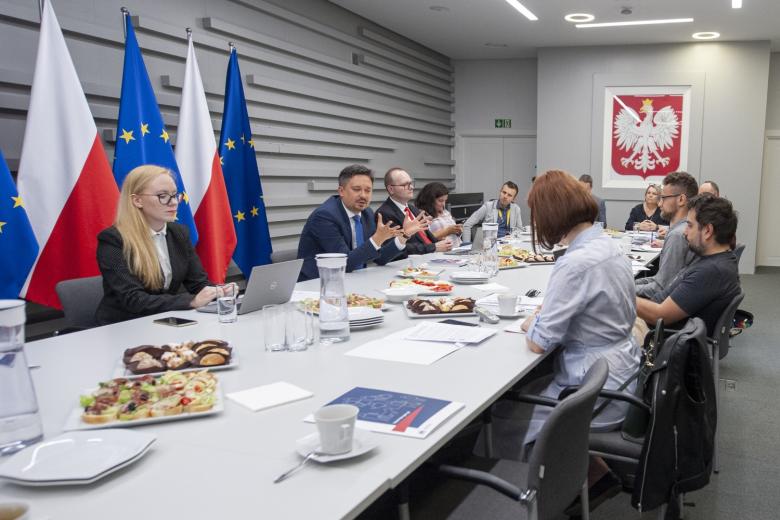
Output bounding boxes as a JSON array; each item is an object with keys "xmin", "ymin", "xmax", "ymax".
[
  {"xmin": 314, "ymin": 404, "xmax": 358, "ymax": 455},
  {"xmin": 497, "ymin": 293, "xmax": 517, "ymax": 316},
  {"xmin": 0, "ymin": 503, "xmax": 29, "ymax": 520}
]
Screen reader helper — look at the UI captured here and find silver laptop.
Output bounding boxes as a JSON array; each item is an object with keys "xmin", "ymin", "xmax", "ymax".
[{"xmin": 197, "ymin": 259, "xmax": 303, "ymax": 315}]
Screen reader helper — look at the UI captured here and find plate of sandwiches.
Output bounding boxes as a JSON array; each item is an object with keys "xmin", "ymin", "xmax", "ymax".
[
  {"xmin": 499, "ymin": 257, "xmax": 529, "ymax": 270},
  {"xmin": 396, "ymin": 266, "xmax": 443, "ymax": 279},
  {"xmin": 117, "ymin": 339, "xmax": 235, "ymax": 376},
  {"xmin": 389, "ymin": 278, "xmax": 454, "ymax": 295},
  {"xmin": 63, "ymin": 370, "xmax": 223, "ymax": 431},
  {"xmin": 404, "ymin": 297, "xmax": 477, "ymax": 318},
  {"xmin": 298, "ymin": 293, "xmax": 386, "ymax": 313}
]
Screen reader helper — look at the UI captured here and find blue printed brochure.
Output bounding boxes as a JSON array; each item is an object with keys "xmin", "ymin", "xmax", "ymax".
[{"xmin": 308, "ymin": 387, "xmax": 464, "ymax": 439}]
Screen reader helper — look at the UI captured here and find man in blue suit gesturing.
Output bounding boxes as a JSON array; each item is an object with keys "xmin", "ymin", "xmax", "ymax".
[{"xmin": 297, "ymin": 164, "xmax": 429, "ymax": 281}]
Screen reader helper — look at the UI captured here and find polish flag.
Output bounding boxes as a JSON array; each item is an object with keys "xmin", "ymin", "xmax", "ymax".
[
  {"xmin": 176, "ymin": 35, "xmax": 236, "ymax": 283},
  {"xmin": 16, "ymin": 0, "xmax": 118, "ymax": 309}
]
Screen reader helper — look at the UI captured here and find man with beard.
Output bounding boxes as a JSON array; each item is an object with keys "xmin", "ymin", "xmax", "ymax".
[
  {"xmin": 296, "ymin": 164, "xmax": 427, "ymax": 281},
  {"xmin": 635, "ymin": 171, "xmax": 699, "ymax": 301},
  {"xmin": 636, "ymin": 195, "xmax": 740, "ymax": 337}
]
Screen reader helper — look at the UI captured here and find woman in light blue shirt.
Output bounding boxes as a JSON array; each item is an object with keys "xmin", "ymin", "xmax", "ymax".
[{"xmin": 518, "ymin": 170, "xmax": 640, "ymax": 443}]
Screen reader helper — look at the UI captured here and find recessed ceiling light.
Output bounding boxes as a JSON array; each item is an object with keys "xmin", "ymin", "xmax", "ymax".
[
  {"xmin": 692, "ymin": 31, "xmax": 720, "ymax": 40},
  {"xmin": 504, "ymin": 0, "xmax": 538, "ymax": 21},
  {"xmin": 565, "ymin": 13, "xmax": 595, "ymax": 23},
  {"xmin": 732, "ymin": 0, "xmax": 742, "ymax": 8},
  {"xmin": 484, "ymin": 42, "xmax": 509, "ymax": 48},
  {"xmin": 576, "ymin": 18, "xmax": 694, "ymax": 28},
  {"xmin": 429, "ymin": 5, "xmax": 450, "ymax": 12}
]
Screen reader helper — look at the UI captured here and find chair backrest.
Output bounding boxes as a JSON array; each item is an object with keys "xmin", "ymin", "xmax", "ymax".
[
  {"xmin": 271, "ymin": 249, "xmax": 298, "ymax": 264},
  {"xmin": 527, "ymin": 358, "xmax": 609, "ymax": 520},
  {"xmin": 733, "ymin": 243, "xmax": 745, "ymax": 262},
  {"xmin": 712, "ymin": 289, "xmax": 745, "ymax": 360},
  {"xmin": 55, "ymin": 276, "xmax": 104, "ymax": 330}
]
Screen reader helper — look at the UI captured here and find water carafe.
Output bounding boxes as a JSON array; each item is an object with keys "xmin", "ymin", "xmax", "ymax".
[
  {"xmin": 481, "ymin": 222, "xmax": 499, "ymax": 277},
  {"xmin": 316, "ymin": 253, "xmax": 350, "ymax": 344},
  {"xmin": 0, "ymin": 300, "xmax": 43, "ymax": 455}
]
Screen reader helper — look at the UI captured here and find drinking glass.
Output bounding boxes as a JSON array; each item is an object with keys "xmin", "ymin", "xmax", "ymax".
[
  {"xmin": 286, "ymin": 303, "xmax": 315, "ymax": 352},
  {"xmin": 263, "ymin": 304, "xmax": 287, "ymax": 352},
  {"xmin": 217, "ymin": 284, "xmax": 238, "ymax": 323}
]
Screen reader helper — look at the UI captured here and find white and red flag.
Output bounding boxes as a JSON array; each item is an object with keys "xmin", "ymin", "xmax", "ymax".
[
  {"xmin": 175, "ymin": 34, "xmax": 236, "ymax": 282},
  {"xmin": 17, "ymin": 0, "xmax": 118, "ymax": 308}
]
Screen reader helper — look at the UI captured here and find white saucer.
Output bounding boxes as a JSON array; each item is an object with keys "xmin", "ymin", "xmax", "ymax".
[
  {"xmin": 295, "ymin": 429, "xmax": 378, "ymax": 463},
  {"xmin": 496, "ymin": 310, "xmax": 526, "ymax": 319},
  {"xmin": 0, "ymin": 430, "xmax": 155, "ymax": 485}
]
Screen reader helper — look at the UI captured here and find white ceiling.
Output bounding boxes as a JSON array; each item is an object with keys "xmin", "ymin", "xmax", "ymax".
[{"xmin": 329, "ymin": 0, "xmax": 780, "ymax": 59}]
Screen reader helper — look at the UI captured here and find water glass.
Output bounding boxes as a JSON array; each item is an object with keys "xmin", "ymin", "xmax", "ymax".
[
  {"xmin": 263, "ymin": 304, "xmax": 287, "ymax": 352},
  {"xmin": 286, "ymin": 303, "xmax": 315, "ymax": 352},
  {"xmin": 0, "ymin": 300, "xmax": 43, "ymax": 456},
  {"xmin": 633, "ymin": 222, "xmax": 640, "ymax": 232},
  {"xmin": 217, "ymin": 284, "xmax": 238, "ymax": 323}
]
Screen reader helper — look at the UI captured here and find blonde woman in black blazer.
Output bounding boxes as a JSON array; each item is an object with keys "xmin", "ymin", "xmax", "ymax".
[{"xmin": 96, "ymin": 165, "xmax": 216, "ymax": 325}]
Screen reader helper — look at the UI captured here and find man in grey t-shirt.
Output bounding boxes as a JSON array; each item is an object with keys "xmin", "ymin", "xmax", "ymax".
[{"xmin": 635, "ymin": 171, "xmax": 698, "ymax": 301}]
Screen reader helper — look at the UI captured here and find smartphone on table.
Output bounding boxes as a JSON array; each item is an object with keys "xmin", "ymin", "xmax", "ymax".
[{"xmin": 153, "ymin": 316, "xmax": 198, "ymax": 327}]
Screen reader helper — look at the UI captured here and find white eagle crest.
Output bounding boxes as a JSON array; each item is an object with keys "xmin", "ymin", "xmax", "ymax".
[{"xmin": 613, "ymin": 98, "xmax": 679, "ymax": 173}]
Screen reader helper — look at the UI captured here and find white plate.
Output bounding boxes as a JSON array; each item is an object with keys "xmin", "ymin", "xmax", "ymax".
[
  {"xmin": 348, "ymin": 307, "xmax": 383, "ymax": 321},
  {"xmin": 496, "ymin": 310, "xmax": 527, "ymax": 319},
  {"xmin": 0, "ymin": 430, "xmax": 155, "ymax": 485},
  {"xmin": 113, "ymin": 344, "xmax": 239, "ymax": 378},
  {"xmin": 498, "ymin": 262, "xmax": 529, "ymax": 270},
  {"xmin": 295, "ymin": 429, "xmax": 378, "ymax": 463},
  {"xmin": 450, "ymin": 270, "xmax": 489, "ymax": 280},
  {"xmin": 350, "ymin": 321, "xmax": 384, "ymax": 330},
  {"xmin": 396, "ymin": 269, "xmax": 442, "ymax": 279},
  {"xmin": 63, "ymin": 386, "xmax": 224, "ymax": 432}
]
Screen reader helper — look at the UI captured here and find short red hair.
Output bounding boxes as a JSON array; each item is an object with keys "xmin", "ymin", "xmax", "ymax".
[{"xmin": 528, "ymin": 170, "xmax": 598, "ymax": 250}]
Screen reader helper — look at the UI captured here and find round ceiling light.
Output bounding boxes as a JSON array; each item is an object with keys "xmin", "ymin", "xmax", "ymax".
[
  {"xmin": 564, "ymin": 13, "xmax": 595, "ymax": 23},
  {"xmin": 692, "ymin": 31, "xmax": 720, "ymax": 40}
]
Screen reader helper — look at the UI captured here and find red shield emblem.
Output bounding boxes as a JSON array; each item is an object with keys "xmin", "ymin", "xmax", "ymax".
[{"xmin": 611, "ymin": 95, "xmax": 683, "ymax": 179}]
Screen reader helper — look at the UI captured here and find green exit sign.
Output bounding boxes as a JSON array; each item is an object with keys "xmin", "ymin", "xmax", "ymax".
[{"xmin": 495, "ymin": 118, "xmax": 512, "ymax": 128}]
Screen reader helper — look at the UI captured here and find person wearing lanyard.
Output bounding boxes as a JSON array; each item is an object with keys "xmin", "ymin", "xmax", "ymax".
[
  {"xmin": 95, "ymin": 165, "xmax": 219, "ymax": 325},
  {"xmin": 461, "ymin": 181, "xmax": 523, "ymax": 241}
]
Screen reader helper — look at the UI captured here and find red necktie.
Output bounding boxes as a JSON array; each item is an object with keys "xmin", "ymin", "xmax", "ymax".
[{"xmin": 404, "ymin": 207, "xmax": 432, "ymax": 244}]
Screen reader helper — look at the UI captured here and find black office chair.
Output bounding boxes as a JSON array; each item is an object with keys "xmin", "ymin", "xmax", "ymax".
[
  {"xmin": 55, "ymin": 275, "xmax": 104, "ymax": 331},
  {"xmin": 412, "ymin": 359, "xmax": 609, "ymax": 520},
  {"xmin": 586, "ymin": 318, "xmax": 714, "ymax": 520}
]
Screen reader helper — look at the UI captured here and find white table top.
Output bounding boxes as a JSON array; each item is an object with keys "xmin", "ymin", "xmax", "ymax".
[{"xmin": 0, "ymin": 242, "xmax": 658, "ymax": 520}]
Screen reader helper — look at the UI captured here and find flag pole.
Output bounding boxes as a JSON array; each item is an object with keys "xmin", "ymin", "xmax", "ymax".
[
  {"xmin": 228, "ymin": 41, "xmax": 235, "ymax": 54},
  {"xmin": 120, "ymin": 6, "xmax": 128, "ymax": 39},
  {"xmin": 186, "ymin": 27, "xmax": 192, "ymax": 40}
]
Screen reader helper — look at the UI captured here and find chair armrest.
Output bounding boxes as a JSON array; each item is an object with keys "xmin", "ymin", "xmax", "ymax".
[
  {"xmin": 437, "ymin": 464, "xmax": 529, "ymax": 502},
  {"xmin": 558, "ymin": 387, "xmax": 650, "ymax": 414},
  {"xmin": 502, "ymin": 392, "xmax": 559, "ymax": 408}
]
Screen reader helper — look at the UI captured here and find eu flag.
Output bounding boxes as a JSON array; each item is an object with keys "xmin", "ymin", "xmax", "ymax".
[
  {"xmin": 0, "ymin": 149, "xmax": 38, "ymax": 298},
  {"xmin": 219, "ymin": 48, "xmax": 272, "ymax": 274},
  {"xmin": 113, "ymin": 13, "xmax": 198, "ymax": 245}
]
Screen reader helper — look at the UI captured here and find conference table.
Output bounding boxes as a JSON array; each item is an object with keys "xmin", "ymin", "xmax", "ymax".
[{"xmin": 0, "ymin": 239, "xmax": 658, "ymax": 520}]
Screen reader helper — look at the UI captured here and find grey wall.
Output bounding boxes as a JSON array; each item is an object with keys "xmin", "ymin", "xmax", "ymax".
[
  {"xmin": 536, "ymin": 42, "xmax": 771, "ymax": 274},
  {"xmin": 0, "ymin": 0, "xmax": 454, "ymax": 253},
  {"xmin": 452, "ymin": 58, "xmax": 537, "ymax": 220}
]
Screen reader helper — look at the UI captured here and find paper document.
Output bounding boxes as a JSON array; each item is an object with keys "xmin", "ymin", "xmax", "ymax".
[
  {"xmin": 504, "ymin": 318, "xmax": 527, "ymax": 334},
  {"xmin": 226, "ymin": 381, "xmax": 313, "ymax": 412},
  {"xmin": 404, "ymin": 322, "xmax": 496, "ymax": 344},
  {"xmin": 305, "ymin": 387, "xmax": 464, "ymax": 439},
  {"xmin": 473, "ymin": 283, "xmax": 509, "ymax": 292},
  {"xmin": 345, "ymin": 328, "xmax": 461, "ymax": 365}
]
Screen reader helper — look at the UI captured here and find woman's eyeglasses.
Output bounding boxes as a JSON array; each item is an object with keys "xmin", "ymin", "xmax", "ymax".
[{"xmin": 139, "ymin": 192, "xmax": 183, "ymax": 205}]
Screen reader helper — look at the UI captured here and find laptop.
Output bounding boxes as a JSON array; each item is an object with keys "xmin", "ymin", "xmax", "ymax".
[{"xmin": 197, "ymin": 259, "xmax": 303, "ymax": 315}]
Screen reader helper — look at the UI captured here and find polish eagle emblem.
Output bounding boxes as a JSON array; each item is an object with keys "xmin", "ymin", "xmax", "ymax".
[{"xmin": 613, "ymin": 98, "xmax": 680, "ymax": 175}]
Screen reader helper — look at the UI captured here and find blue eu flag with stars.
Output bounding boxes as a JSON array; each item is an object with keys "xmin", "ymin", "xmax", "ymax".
[
  {"xmin": 218, "ymin": 48, "xmax": 272, "ymax": 274},
  {"xmin": 113, "ymin": 13, "xmax": 198, "ymax": 245},
  {"xmin": 0, "ymin": 149, "xmax": 39, "ymax": 298}
]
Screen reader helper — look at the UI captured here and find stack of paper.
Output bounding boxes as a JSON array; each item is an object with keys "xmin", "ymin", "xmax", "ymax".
[{"xmin": 226, "ymin": 382, "xmax": 313, "ymax": 412}]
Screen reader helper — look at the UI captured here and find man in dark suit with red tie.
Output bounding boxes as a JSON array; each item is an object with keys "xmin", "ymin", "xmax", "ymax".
[
  {"xmin": 297, "ymin": 165, "xmax": 428, "ymax": 281},
  {"xmin": 375, "ymin": 167, "xmax": 453, "ymax": 260}
]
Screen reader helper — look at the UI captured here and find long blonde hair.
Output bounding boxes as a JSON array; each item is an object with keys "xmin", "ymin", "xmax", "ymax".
[{"xmin": 115, "ymin": 165, "xmax": 174, "ymax": 290}]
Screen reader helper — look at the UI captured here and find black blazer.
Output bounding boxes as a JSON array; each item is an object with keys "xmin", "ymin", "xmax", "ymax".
[
  {"xmin": 95, "ymin": 223, "xmax": 211, "ymax": 325},
  {"xmin": 375, "ymin": 197, "xmax": 436, "ymax": 258},
  {"xmin": 625, "ymin": 204, "xmax": 669, "ymax": 230},
  {"xmin": 296, "ymin": 195, "xmax": 402, "ymax": 281}
]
